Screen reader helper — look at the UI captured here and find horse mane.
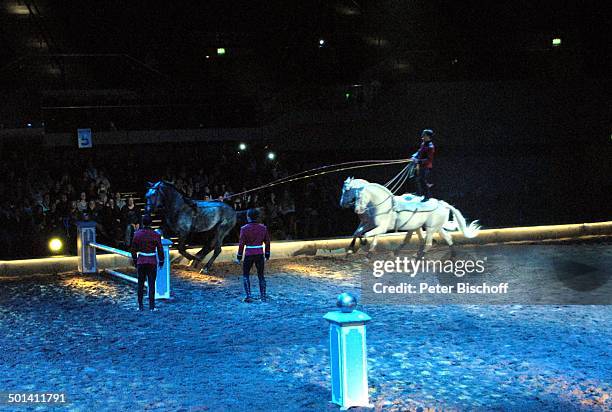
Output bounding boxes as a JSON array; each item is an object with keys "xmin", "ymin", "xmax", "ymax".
[
  {"xmin": 159, "ymin": 180, "xmax": 185, "ymax": 195},
  {"xmin": 347, "ymin": 178, "xmax": 370, "ymax": 188},
  {"xmin": 347, "ymin": 178, "xmax": 391, "ymax": 195},
  {"xmin": 158, "ymin": 180, "xmax": 197, "ymax": 202},
  {"xmin": 158, "ymin": 180, "xmax": 223, "ymax": 205},
  {"xmin": 364, "ymin": 182, "xmax": 393, "ymax": 196}
]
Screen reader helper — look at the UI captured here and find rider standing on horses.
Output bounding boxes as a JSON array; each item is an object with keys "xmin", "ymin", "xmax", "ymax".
[
  {"xmin": 236, "ymin": 209, "xmax": 270, "ymax": 302},
  {"xmin": 412, "ymin": 129, "xmax": 435, "ymax": 202},
  {"xmin": 130, "ymin": 214, "xmax": 164, "ymax": 311}
]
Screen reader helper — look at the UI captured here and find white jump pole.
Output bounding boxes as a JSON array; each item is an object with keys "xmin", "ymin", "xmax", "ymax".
[{"xmin": 76, "ymin": 221, "xmax": 171, "ymax": 299}]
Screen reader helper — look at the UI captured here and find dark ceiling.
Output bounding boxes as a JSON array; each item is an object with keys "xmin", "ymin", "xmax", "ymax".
[
  {"xmin": 1, "ymin": 0, "xmax": 609, "ymax": 91},
  {"xmin": 0, "ymin": 0, "xmax": 610, "ymax": 134}
]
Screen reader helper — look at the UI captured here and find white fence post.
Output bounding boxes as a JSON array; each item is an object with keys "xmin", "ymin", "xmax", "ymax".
[
  {"xmin": 155, "ymin": 237, "xmax": 172, "ymax": 299},
  {"xmin": 76, "ymin": 221, "xmax": 97, "ymax": 274}
]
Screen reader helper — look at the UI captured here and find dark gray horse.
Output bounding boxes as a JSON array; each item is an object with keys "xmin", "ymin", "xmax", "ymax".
[{"xmin": 145, "ymin": 181, "xmax": 237, "ymax": 273}]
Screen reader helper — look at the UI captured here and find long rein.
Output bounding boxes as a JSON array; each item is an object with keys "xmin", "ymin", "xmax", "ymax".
[{"xmin": 223, "ymin": 158, "xmax": 413, "ymax": 201}]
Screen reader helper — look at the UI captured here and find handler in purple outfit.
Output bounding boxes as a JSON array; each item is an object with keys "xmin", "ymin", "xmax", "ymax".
[
  {"xmin": 130, "ymin": 214, "xmax": 164, "ymax": 311},
  {"xmin": 236, "ymin": 209, "xmax": 270, "ymax": 302}
]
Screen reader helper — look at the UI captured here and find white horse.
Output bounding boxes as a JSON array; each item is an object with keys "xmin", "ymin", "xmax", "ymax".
[
  {"xmin": 339, "ymin": 177, "xmax": 480, "ymax": 256},
  {"xmin": 340, "ymin": 178, "xmax": 423, "ymax": 252}
]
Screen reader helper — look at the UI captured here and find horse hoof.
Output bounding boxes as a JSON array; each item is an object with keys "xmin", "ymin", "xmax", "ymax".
[{"xmin": 199, "ymin": 267, "xmax": 210, "ymax": 275}]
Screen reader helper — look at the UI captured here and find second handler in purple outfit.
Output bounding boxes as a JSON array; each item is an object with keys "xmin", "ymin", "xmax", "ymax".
[{"xmin": 236, "ymin": 209, "xmax": 270, "ymax": 302}]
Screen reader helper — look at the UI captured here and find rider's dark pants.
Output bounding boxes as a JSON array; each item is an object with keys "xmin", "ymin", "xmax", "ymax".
[
  {"xmin": 137, "ymin": 264, "xmax": 157, "ymax": 309},
  {"xmin": 242, "ymin": 254, "xmax": 266, "ymax": 298},
  {"xmin": 417, "ymin": 168, "xmax": 432, "ymax": 199}
]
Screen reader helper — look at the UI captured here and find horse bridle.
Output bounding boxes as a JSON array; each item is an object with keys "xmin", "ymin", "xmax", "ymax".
[{"xmin": 147, "ymin": 182, "xmax": 167, "ymax": 213}]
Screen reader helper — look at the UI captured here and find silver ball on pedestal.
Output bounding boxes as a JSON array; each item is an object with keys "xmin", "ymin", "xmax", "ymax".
[{"xmin": 336, "ymin": 292, "xmax": 357, "ymax": 313}]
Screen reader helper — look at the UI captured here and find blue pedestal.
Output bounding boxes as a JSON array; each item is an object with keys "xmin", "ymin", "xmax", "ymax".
[{"xmin": 323, "ymin": 310, "xmax": 372, "ymax": 410}]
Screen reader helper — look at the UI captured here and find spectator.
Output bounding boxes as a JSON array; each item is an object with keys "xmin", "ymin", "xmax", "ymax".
[
  {"xmin": 115, "ymin": 192, "xmax": 126, "ymax": 210},
  {"xmin": 96, "ymin": 170, "xmax": 111, "ymax": 192},
  {"xmin": 56, "ymin": 193, "xmax": 70, "ymax": 218},
  {"xmin": 279, "ymin": 189, "xmax": 296, "ymax": 239},
  {"xmin": 102, "ymin": 198, "xmax": 123, "ymax": 244},
  {"xmin": 39, "ymin": 193, "xmax": 52, "ymax": 214},
  {"xmin": 97, "ymin": 191, "xmax": 109, "ymax": 208},
  {"xmin": 193, "ymin": 182, "xmax": 203, "ymax": 198},
  {"xmin": 87, "ymin": 181, "xmax": 98, "ymax": 200},
  {"xmin": 84, "ymin": 200, "xmax": 100, "ymax": 223},
  {"xmin": 121, "ymin": 197, "xmax": 142, "ymax": 246},
  {"xmin": 77, "ymin": 192, "xmax": 88, "ymax": 212},
  {"xmin": 31, "ymin": 204, "xmax": 47, "ymax": 242}
]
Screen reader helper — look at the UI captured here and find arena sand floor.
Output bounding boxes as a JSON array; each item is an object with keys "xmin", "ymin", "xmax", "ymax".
[{"xmin": 0, "ymin": 243, "xmax": 610, "ymax": 411}]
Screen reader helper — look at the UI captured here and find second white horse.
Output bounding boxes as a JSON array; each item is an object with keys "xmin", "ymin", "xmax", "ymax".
[{"xmin": 339, "ymin": 177, "xmax": 480, "ymax": 256}]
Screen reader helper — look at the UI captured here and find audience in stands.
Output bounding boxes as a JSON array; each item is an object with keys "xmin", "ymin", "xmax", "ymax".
[
  {"xmin": 0, "ymin": 144, "xmax": 347, "ymax": 259},
  {"xmin": 5, "ymin": 141, "xmax": 524, "ymax": 258}
]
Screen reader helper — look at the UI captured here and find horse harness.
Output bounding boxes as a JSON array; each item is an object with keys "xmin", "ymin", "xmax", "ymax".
[{"xmin": 354, "ymin": 186, "xmax": 439, "ymax": 232}]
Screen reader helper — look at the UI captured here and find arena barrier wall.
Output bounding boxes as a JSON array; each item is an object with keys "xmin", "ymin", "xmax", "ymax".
[
  {"xmin": 1, "ymin": 221, "xmax": 611, "ymax": 277},
  {"xmin": 175, "ymin": 221, "xmax": 612, "ymax": 264}
]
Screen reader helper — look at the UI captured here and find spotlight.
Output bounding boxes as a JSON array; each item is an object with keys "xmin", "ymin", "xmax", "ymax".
[
  {"xmin": 49, "ymin": 238, "xmax": 63, "ymax": 253},
  {"xmin": 267, "ymin": 152, "xmax": 276, "ymax": 161},
  {"xmin": 238, "ymin": 142, "xmax": 247, "ymax": 151},
  {"xmin": 319, "ymin": 39, "xmax": 325, "ymax": 47},
  {"xmin": 217, "ymin": 48, "xmax": 226, "ymax": 55},
  {"xmin": 552, "ymin": 38, "xmax": 562, "ymax": 47}
]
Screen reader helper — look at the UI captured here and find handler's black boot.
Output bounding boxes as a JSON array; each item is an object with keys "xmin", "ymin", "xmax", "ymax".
[
  {"xmin": 259, "ymin": 278, "xmax": 267, "ymax": 302},
  {"xmin": 243, "ymin": 276, "xmax": 253, "ymax": 303}
]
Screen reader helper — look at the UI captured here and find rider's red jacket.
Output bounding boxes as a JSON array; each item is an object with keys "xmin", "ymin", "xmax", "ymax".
[
  {"xmin": 415, "ymin": 141, "xmax": 435, "ymax": 169},
  {"xmin": 237, "ymin": 223, "xmax": 271, "ymax": 258},
  {"xmin": 130, "ymin": 228, "xmax": 164, "ymax": 266}
]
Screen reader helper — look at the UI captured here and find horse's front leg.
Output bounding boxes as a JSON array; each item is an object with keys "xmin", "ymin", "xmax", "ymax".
[
  {"xmin": 347, "ymin": 235, "xmax": 358, "ymax": 254},
  {"xmin": 201, "ymin": 220, "xmax": 234, "ymax": 274},
  {"xmin": 347, "ymin": 227, "xmax": 364, "ymax": 255},
  {"xmin": 201, "ymin": 244, "xmax": 222, "ymax": 274},
  {"xmin": 363, "ymin": 225, "xmax": 388, "ymax": 255},
  {"xmin": 177, "ymin": 235, "xmax": 199, "ymax": 264},
  {"xmin": 347, "ymin": 221, "xmax": 376, "ymax": 255}
]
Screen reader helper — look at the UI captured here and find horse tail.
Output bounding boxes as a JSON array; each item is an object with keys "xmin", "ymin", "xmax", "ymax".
[{"xmin": 439, "ymin": 201, "xmax": 480, "ymax": 238}]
